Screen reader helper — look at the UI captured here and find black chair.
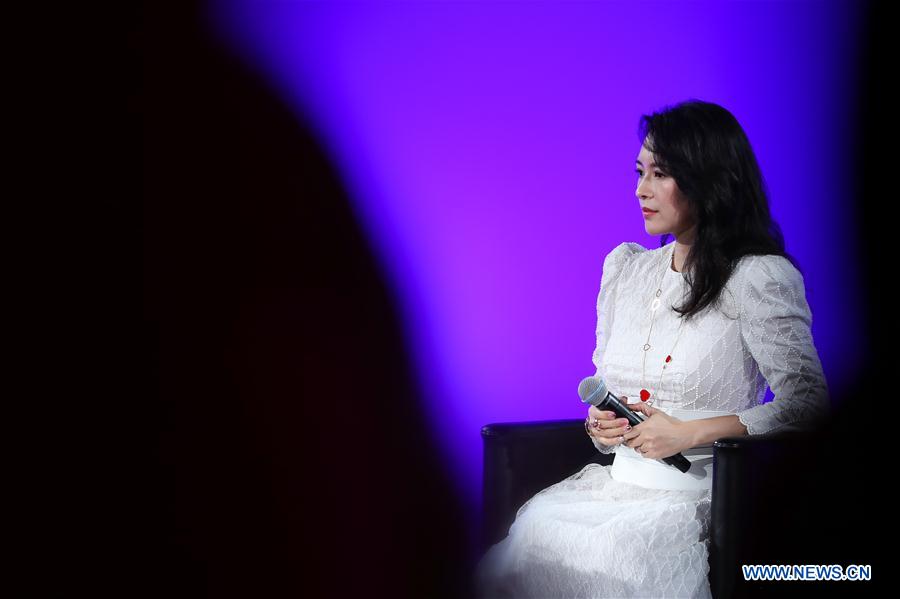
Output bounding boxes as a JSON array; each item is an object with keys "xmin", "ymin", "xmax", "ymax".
[{"xmin": 481, "ymin": 419, "xmax": 814, "ymax": 599}]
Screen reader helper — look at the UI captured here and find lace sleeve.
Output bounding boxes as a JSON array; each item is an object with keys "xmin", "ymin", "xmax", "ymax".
[
  {"xmin": 734, "ymin": 255, "xmax": 831, "ymax": 436},
  {"xmin": 590, "ymin": 242, "xmax": 646, "ymax": 454}
]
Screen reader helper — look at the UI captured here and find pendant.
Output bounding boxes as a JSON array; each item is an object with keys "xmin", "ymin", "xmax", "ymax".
[{"xmin": 640, "ymin": 389, "xmax": 651, "ymax": 402}]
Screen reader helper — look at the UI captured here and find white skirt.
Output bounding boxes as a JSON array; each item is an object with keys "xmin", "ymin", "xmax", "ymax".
[{"xmin": 610, "ymin": 407, "xmax": 734, "ymax": 492}]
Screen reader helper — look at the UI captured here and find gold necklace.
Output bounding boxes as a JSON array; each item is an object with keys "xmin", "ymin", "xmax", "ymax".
[{"xmin": 639, "ymin": 242, "xmax": 686, "ymax": 406}]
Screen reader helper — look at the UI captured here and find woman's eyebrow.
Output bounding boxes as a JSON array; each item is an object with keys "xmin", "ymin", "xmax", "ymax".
[{"xmin": 635, "ymin": 160, "xmax": 657, "ymax": 167}]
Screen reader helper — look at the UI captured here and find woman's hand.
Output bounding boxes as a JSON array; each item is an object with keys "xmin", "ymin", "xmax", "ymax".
[
  {"xmin": 586, "ymin": 397, "xmax": 633, "ymax": 449},
  {"xmin": 622, "ymin": 402, "xmax": 693, "ymax": 460}
]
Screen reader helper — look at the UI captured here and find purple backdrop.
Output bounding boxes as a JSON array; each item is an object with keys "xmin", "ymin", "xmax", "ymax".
[{"xmin": 208, "ymin": 0, "xmax": 864, "ymax": 533}]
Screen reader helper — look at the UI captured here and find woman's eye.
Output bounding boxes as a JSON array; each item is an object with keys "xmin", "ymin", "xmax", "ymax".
[{"xmin": 635, "ymin": 169, "xmax": 666, "ymax": 179}]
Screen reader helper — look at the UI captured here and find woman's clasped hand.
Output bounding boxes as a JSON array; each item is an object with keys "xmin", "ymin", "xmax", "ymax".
[
  {"xmin": 586, "ymin": 399, "xmax": 632, "ymax": 448},
  {"xmin": 587, "ymin": 398, "xmax": 693, "ymax": 459}
]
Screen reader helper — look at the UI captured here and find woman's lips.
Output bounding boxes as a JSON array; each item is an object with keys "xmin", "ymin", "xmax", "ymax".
[{"xmin": 642, "ymin": 208, "xmax": 658, "ymax": 217}]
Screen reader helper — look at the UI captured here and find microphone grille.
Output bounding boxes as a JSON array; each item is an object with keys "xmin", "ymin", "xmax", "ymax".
[{"xmin": 577, "ymin": 375, "xmax": 607, "ymax": 406}]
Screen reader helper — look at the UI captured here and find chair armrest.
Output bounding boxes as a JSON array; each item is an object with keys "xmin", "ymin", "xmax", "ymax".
[
  {"xmin": 479, "ymin": 421, "xmax": 820, "ymax": 599},
  {"xmin": 709, "ymin": 430, "xmax": 817, "ymax": 598},
  {"xmin": 480, "ymin": 418, "xmax": 613, "ymax": 552}
]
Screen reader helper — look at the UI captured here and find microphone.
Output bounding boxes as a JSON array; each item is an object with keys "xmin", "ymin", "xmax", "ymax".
[{"xmin": 578, "ymin": 375, "xmax": 692, "ymax": 473}]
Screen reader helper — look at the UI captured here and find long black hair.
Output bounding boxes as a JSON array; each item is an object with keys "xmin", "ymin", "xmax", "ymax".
[{"xmin": 637, "ymin": 99, "xmax": 801, "ymax": 322}]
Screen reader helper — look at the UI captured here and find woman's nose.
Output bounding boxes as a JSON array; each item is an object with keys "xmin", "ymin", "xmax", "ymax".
[{"xmin": 636, "ymin": 179, "xmax": 650, "ymax": 198}]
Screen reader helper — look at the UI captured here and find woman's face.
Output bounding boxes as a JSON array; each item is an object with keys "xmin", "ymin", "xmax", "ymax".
[{"xmin": 635, "ymin": 144, "xmax": 695, "ymax": 239}]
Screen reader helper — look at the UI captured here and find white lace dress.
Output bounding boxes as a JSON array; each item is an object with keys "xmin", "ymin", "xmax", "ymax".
[{"xmin": 473, "ymin": 240, "xmax": 831, "ymax": 598}]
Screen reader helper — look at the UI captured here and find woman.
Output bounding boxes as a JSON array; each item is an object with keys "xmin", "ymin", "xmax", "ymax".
[{"xmin": 473, "ymin": 99, "xmax": 831, "ymax": 598}]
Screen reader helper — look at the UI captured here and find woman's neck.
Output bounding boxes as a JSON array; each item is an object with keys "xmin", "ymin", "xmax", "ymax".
[{"xmin": 672, "ymin": 238, "xmax": 693, "ymax": 272}]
